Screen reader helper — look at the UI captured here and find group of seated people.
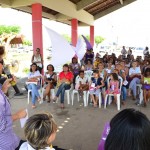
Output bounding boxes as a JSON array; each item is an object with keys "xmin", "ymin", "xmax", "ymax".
[{"xmin": 27, "ymin": 48, "xmax": 150, "ymax": 109}]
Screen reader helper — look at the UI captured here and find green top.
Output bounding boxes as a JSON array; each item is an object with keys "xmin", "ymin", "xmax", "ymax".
[{"xmin": 144, "ymin": 77, "xmax": 150, "ymax": 84}]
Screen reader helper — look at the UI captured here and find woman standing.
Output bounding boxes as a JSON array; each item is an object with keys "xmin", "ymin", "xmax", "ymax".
[
  {"xmin": 43, "ymin": 64, "xmax": 57, "ymax": 103},
  {"xmin": 69, "ymin": 57, "xmax": 81, "ymax": 87},
  {"xmin": 53, "ymin": 64, "xmax": 73, "ymax": 109},
  {"xmin": 27, "ymin": 63, "xmax": 42, "ymax": 108},
  {"xmin": 0, "ymin": 79, "xmax": 27, "ymax": 150},
  {"xmin": 31, "ymin": 48, "xmax": 43, "ymax": 73}
]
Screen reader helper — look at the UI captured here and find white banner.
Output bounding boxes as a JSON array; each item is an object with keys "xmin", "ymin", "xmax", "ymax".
[
  {"xmin": 44, "ymin": 26, "xmax": 75, "ymax": 67},
  {"xmin": 74, "ymin": 38, "xmax": 86, "ymax": 60}
]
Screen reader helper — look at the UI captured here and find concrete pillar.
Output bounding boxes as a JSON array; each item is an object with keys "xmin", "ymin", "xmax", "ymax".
[
  {"xmin": 71, "ymin": 18, "xmax": 78, "ymax": 46},
  {"xmin": 90, "ymin": 25, "xmax": 94, "ymax": 47},
  {"xmin": 32, "ymin": 3, "xmax": 43, "ymax": 57}
]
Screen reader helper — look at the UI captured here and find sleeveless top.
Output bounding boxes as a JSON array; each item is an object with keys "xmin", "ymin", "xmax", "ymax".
[{"xmin": 33, "ymin": 54, "xmax": 42, "ymax": 68}]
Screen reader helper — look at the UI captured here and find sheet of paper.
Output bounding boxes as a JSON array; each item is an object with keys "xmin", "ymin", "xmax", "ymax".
[{"xmin": 20, "ymin": 109, "xmax": 28, "ymax": 128}]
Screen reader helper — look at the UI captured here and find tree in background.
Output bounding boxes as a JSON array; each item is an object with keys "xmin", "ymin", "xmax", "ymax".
[
  {"xmin": 62, "ymin": 34, "xmax": 71, "ymax": 43},
  {"xmin": 0, "ymin": 25, "xmax": 21, "ymax": 50},
  {"xmin": 85, "ymin": 35, "xmax": 104, "ymax": 47},
  {"xmin": 23, "ymin": 39, "xmax": 32, "ymax": 46},
  {"xmin": 95, "ymin": 36, "xmax": 105, "ymax": 47}
]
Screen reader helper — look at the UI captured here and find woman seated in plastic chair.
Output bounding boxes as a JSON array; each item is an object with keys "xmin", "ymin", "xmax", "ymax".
[
  {"xmin": 128, "ymin": 61, "xmax": 141, "ymax": 100},
  {"xmin": 43, "ymin": 64, "xmax": 57, "ymax": 103},
  {"xmin": 53, "ymin": 64, "xmax": 73, "ymax": 109},
  {"xmin": 27, "ymin": 63, "xmax": 42, "ymax": 108}
]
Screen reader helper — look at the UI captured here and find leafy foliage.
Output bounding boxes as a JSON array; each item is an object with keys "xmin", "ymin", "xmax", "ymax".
[
  {"xmin": 62, "ymin": 34, "xmax": 71, "ymax": 43},
  {"xmin": 23, "ymin": 40, "xmax": 32, "ymax": 46},
  {"xmin": 0, "ymin": 25, "xmax": 21, "ymax": 35}
]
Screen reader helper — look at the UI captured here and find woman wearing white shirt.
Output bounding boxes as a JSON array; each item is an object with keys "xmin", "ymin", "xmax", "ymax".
[
  {"xmin": 128, "ymin": 61, "xmax": 141, "ymax": 100},
  {"xmin": 31, "ymin": 48, "xmax": 43, "ymax": 73},
  {"xmin": 27, "ymin": 63, "xmax": 41, "ymax": 108}
]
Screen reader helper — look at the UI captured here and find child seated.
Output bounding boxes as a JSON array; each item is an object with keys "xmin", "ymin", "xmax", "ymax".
[
  {"xmin": 19, "ymin": 113, "xmax": 58, "ymax": 150},
  {"xmin": 89, "ymin": 70, "xmax": 104, "ymax": 107},
  {"xmin": 75, "ymin": 70, "xmax": 89, "ymax": 95},
  {"xmin": 141, "ymin": 68, "xmax": 150, "ymax": 107},
  {"xmin": 104, "ymin": 73, "xmax": 120, "ymax": 104}
]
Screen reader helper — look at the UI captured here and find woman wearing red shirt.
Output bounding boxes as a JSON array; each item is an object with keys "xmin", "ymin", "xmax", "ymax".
[{"xmin": 53, "ymin": 64, "xmax": 73, "ymax": 108}]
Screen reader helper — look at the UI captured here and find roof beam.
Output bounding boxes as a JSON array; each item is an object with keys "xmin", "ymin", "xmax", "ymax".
[
  {"xmin": 0, "ymin": 0, "xmax": 12, "ymax": 6},
  {"xmin": 11, "ymin": 0, "xmax": 34, "ymax": 7},
  {"xmin": 16, "ymin": 6, "xmax": 56, "ymax": 20},
  {"xmin": 77, "ymin": 0, "xmax": 100, "ymax": 10},
  {"xmin": 119, "ymin": 0, "xmax": 123, "ymax": 5},
  {"xmin": 9, "ymin": 0, "xmax": 94, "ymax": 26},
  {"xmin": 94, "ymin": 0, "xmax": 137, "ymax": 20},
  {"xmin": 55, "ymin": 14, "xmax": 71, "ymax": 21}
]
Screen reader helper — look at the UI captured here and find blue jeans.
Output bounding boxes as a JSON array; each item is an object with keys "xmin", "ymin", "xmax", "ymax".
[
  {"xmin": 27, "ymin": 83, "xmax": 40, "ymax": 105},
  {"xmin": 56, "ymin": 83, "xmax": 71, "ymax": 104},
  {"xmin": 129, "ymin": 77, "xmax": 140, "ymax": 97},
  {"xmin": 121, "ymin": 86, "xmax": 127, "ymax": 101}
]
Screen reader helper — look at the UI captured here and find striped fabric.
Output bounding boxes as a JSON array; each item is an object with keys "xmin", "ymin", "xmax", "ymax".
[{"xmin": 0, "ymin": 89, "xmax": 20, "ymax": 150}]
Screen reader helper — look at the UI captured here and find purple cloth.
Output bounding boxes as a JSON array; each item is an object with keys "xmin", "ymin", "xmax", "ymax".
[
  {"xmin": 143, "ymin": 84, "xmax": 150, "ymax": 90},
  {"xmin": 98, "ymin": 122, "xmax": 110, "ymax": 150},
  {"xmin": 0, "ymin": 89, "xmax": 20, "ymax": 150},
  {"xmin": 82, "ymin": 35, "xmax": 93, "ymax": 50}
]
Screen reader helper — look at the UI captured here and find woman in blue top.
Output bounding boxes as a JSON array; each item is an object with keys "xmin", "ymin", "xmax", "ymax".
[{"xmin": 89, "ymin": 70, "xmax": 104, "ymax": 107}]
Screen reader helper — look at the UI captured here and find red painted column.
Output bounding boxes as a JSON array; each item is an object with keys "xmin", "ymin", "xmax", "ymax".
[
  {"xmin": 32, "ymin": 3, "xmax": 43, "ymax": 57},
  {"xmin": 90, "ymin": 26, "xmax": 94, "ymax": 47},
  {"xmin": 71, "ymin": 19, "xmax": 78, "ymax": 46}
]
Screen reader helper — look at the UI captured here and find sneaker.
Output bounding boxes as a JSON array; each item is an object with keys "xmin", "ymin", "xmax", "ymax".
[{"xmin": 14, "ymin": 93, "xmax": 23, "ymax": 96}]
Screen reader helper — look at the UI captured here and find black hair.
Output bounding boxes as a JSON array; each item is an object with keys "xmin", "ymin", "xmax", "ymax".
[
  {"xmin": 47, "ymin": 64, "xmax": 54, "ymax": 71},
  {"xmin": 86, "ymin": 59, "xmax": 92, "ymax": 64},
  {"xmin": 30, "ymin": 63, "xmax": 38, "ymax": 72},
  {"xmin": 105, "ymin": 108, "xmax": 150, "ymax": 150},
  {"xmin": 0, "ymin": 46, "xmax": 5, "ymax": 55},
  {"xmin": 36, "ymin": 48, "xmax": 40, "ymax": 51},
  {"xmin": 144, "ymin": 67, "xmax": 150, "ymax": 77},
  {"xmin": 79, "ymin": 70, "xmax": 84, "ymax": 75},
  {"xmin": 93, "ymin": 70, "xmax": 99, "ymax": 74},
  {"xmin": 63, "ymin": 64, "xmax": 69, "ymax": 71},
  {"xmin": 72, "ymin": 57, "xmax": 78, "ymax": 63},
  {"xmin": 111, "ymin": 73, "xmax": 118, "ymax": 81}
]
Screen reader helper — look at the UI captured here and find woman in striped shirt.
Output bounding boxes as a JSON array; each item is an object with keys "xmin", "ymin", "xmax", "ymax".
[{"xmin": 0, "ymin": 79, "xmax": 27, "ymax": 150}]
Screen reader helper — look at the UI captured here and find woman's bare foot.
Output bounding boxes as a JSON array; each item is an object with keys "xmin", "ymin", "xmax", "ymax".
[
  {"xmin": 32, "ymin": 105, "xmax": 36, "ymax": 109},
  {"xmin": 128, "ymin": 89, "xmax": 131, "ymax": 97},
  {"xmin": 37, "ymin": 97, "xmax": 41, "ymax": 102},
  {"xmin": 53, "ymin": 97, "xmax": 57, "ymax": 103},
  {"xmin": 60, "ymin": 103, "xmax": 65, "ymax": 109}
]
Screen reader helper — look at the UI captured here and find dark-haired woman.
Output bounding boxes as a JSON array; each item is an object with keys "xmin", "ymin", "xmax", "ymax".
[
  {"xmin": 53, "ymin": 64, "xmax": 73, "ymax": 108},
  {"xmin": 27, "ymin": 63, "xmax": 42, "ymax": 108},
  {"xmin": 31, "ymin": 48, "xmax": 43, "ymax": 73},
  {"xmin": 104, "ymin": 108, "xmax": 150, "ymax": 150},
  {"xmin": 84, "ymin": 59, "xmax": 93, "ymax": 71},
  {"xmin": 69, "ymin": 57, "xmax": 81, "ymax": 87},
  {"xmin": 43, "ymin": 64, "xmax": 57, "ymax": 103}
]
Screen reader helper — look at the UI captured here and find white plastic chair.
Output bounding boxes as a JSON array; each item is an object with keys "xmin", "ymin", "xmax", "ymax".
[
  {"xmin": 136, "ymin": 84, "xmax": 143, "ymax": 104},
  {"xmin": 86, "ymin": 91, "xmax": 102, "ymax": 108},
  {"xmin": 27, "ymin": 78, "xmax": 43, "ymax": 104},
  {"xmin": 72, "ymin": 90, "xmax": 87, "ymax": 107},
  {"xmin": 104, "ymin": 76, "xmax": 123, "ymax": 111}
]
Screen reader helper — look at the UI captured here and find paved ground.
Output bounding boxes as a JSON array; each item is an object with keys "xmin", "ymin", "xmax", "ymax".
[{"xmin": 9, "ymin": 78, "xmax": 150, "ymax": 150}]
